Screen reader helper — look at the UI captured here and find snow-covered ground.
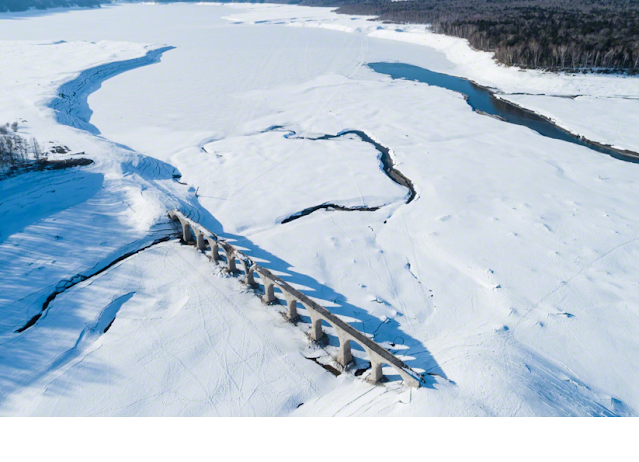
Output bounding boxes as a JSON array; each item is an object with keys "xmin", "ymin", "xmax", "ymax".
[
  {"xmin": 1, "ymin": 240, "xmax": 337, "ymax": 416},
  {"xmin": 225, "ymin": 3, "xmax": 639, "ymax": 153},
  {"xmin": 1, "ymin": 3, "xmax": 639, "ymax": 416}
]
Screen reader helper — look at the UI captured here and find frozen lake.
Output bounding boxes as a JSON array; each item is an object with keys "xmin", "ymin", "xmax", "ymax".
[{"xmin": 2, "ymin": 3, "xmax": 639, "ymax": 416}]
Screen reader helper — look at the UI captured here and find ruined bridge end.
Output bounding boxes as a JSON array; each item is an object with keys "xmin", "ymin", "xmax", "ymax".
[
  {"xmin": 168, "ymin": 210, "xmax": 259, "ymax": 285},
  {"xmin": 168, "ymin": 210, "xmax": 422, "ymax": 388}
]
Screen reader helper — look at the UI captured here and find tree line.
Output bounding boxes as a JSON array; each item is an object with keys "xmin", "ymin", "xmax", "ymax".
[
  {"xmin": 0, "ymin": 0, "xmax": 99, "ymax": 12},
  {"xmin": 329, "ymin": 0, "xmax": 639, "ymax": 73}
]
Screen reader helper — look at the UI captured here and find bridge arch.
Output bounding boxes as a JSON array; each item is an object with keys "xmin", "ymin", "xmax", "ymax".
[
  {"xmin": 254, "ymin": 270, "xmax": 276, "ymax": 304},
  {"xmin": 167, "ymin": 212, "xmax": 193, "ymax": 244},
  {"xmin": 337, "ymin": 336, "xmax": 373, "ymax": 370}
]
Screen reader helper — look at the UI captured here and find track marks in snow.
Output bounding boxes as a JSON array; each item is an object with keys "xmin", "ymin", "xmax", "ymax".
[
  {"xmin": 48, "ymin": 292, "xmax": 135, "ymax": 371},
  {"xmin": 1, "ymin": 241, "xmax": 329, "ymax": 416},
  {"xmin": 155, "ymin": 243, "xmax": 323, "ymax": 414},
  {"xmin": 518, "ymin": 225, "xmax": 639, "ymax": 326}
]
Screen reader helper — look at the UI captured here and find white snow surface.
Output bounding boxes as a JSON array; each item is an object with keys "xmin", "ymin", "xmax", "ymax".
[
  {"xmin": 1, "ymin": 241, "xmax": 334, "ymax": 416},
  {"xmin": 1, "ymin": 3, "xmax": 638, "ymax": 416}
]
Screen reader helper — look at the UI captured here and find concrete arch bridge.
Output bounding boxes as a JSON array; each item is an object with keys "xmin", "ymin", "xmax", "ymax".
[{"xmin": 168, "ymin": 209, "xmax": 421, "ymax": 388}]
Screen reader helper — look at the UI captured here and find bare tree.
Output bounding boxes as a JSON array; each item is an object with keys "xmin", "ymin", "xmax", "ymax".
[
  {"xmin": 31, "ymin": 138, "xmax": 43, "ymax": 161},
  {"xmin": 1, "ymin": 121, "xmax": 44, "ymax": 170}
]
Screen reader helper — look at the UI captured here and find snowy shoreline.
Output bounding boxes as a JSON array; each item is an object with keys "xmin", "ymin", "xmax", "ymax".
[
  {"xmin": 369, "ymin": 61, "xmax": 639, "ymax": 162},
  {"xmin": 222, "ymin": 3, "xmax": 639, "ymax": 153},
  {"xmin": 2, "ymin": 3, "xmax": 639, "ymax": 416}
]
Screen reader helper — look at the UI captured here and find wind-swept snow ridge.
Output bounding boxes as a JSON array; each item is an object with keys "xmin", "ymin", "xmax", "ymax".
[
  {"xmin": 49, "ymin": 45, "xmax": 175, "ymax": 134},
  {"xmin": 168, "ymin": 210, "xmax": 422, "ymax": 388},
  {"xmin": 15, "ymin": 235, "xmax": 176, "ymax": 334}
]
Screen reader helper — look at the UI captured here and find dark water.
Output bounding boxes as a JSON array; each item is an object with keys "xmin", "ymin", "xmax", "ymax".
[
  {"xmin": 281, "ymin": 203, "xmax": 381, "ymax": 224},
  {"xmin": 264, "ymin": 126, "xmax": 417, "ymax": 223},
  {"xmin": 311, "ymin": 130, "xmax": 416, "ymax": 203},
  {"xmin": 369, "ymin": 62, "xmax": 639, "ymax": 163}
]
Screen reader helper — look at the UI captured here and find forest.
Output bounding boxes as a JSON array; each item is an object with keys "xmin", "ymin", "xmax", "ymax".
[{"xmin": 325, "ymin": 0, "xmax": 639, "ymax": 73}]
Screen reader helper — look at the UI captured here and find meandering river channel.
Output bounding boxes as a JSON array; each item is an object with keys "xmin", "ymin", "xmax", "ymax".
[{"xmin": 369, "ymin": 62, "xmax": 639, "ymax": 163}]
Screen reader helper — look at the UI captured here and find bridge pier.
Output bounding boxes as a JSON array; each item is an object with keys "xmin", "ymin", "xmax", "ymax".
[
  {"xmin": 337, "ymin": 336, "xmax": 352, "ymax": 366},
  {"xmin": 369, "ymin": 361, "xmax": 383, "ymax": 384},
  {"xmin": 226, "ymin": 253, "xmax": 236, "ymax": 272},
  {"xmin": 211, "ymin": 242, "xmax": 220, "ymax": 262},
  {"xmin": 241, "ymin": 260, "xmax": 256, "ymax": 285},
  {"xmin": 218, "ymin": 243, "xmax": 236, "ymax": 272},
  {"xmin": 262, "ymin": 279, "xmax": 276, "ymax": 304},
  {"xmin": 181, "ymin": 221, "xmax": 191, "ymax": 243},
  {"xmin": 308, "ymin": 310, "xmax": 323, "ymax": 341},
  {"xmin": 283, "ymin": 293, "xmax": 298, "ymax": 320},
  {"xmin": 196, "ymin": 232, "xmax": 206, "ymax": 251}
]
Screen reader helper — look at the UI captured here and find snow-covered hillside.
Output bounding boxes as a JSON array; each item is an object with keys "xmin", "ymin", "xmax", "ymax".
[{"xmin": 1, "ymin": 3, "xmax": 639, "ymax": 416}]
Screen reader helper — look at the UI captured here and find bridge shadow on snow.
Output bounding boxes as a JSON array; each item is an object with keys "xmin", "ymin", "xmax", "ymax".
[{"xmin": 184, "ymin": 200, "xmax": 447, "ymax": 388}]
